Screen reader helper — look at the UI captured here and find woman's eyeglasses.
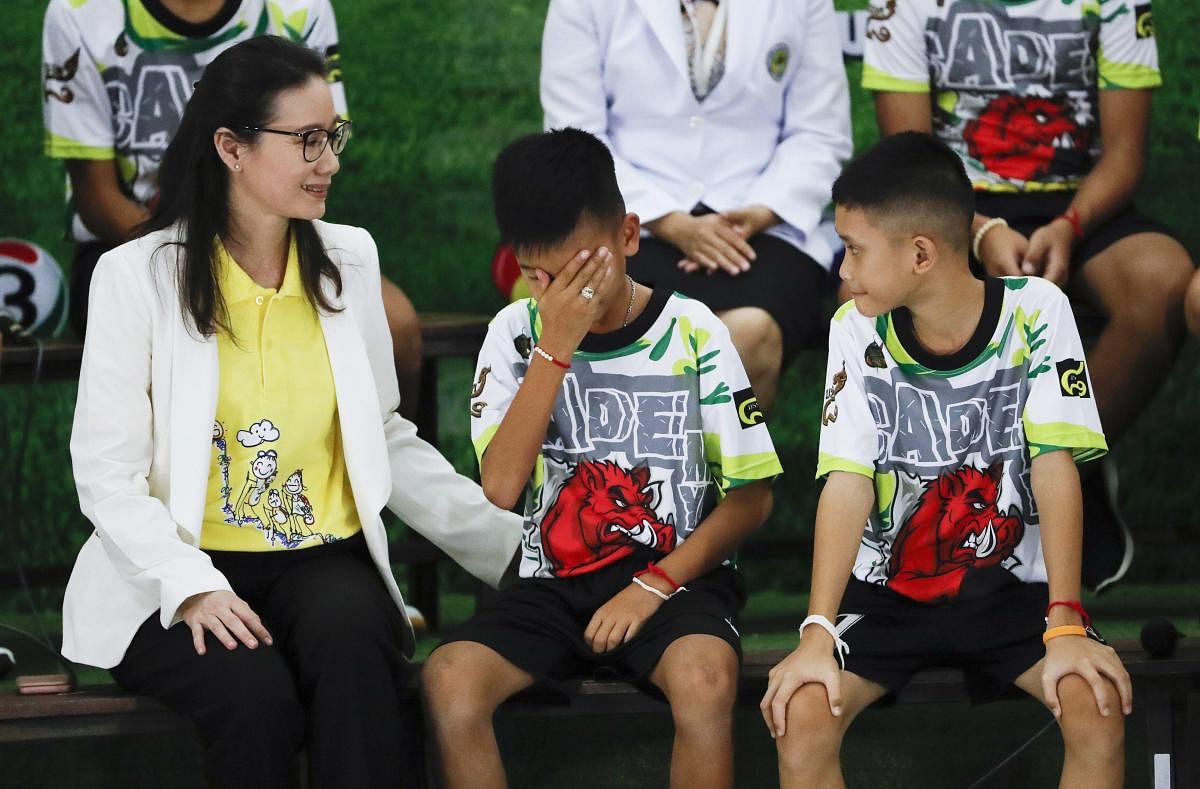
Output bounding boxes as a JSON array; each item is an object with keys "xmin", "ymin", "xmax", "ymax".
[{"xmin": 242, "ymin": 120, "xmax": 352, "ymax": 162}]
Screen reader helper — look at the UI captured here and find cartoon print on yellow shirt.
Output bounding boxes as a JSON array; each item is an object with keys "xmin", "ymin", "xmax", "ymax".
[
  {"xmin": 234, "ymin": 449, "xmax": 278, "ymax": 523},
  {"xmin": 212, "ymin": 419, "xmax": 338, "ymax": 549}
]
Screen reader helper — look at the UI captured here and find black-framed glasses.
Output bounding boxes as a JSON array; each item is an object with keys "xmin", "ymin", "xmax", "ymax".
[{"xmin": 243, "ymin": 120, "xmax": 352, "ymax": 162}]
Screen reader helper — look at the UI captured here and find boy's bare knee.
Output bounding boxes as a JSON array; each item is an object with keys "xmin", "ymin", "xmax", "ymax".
[
  {"xmin": 776, "ymin": 684, "xmax": 844, "ymax": 769},
  {"xmin": 1056, "ymin": 674, "xmax": 1125, "ymax": 757},
  {"xmin": 422, "ymin": 646, "xmax": 495, "ymax": 726},
  {"xmin": 665, "ymin": 657, "xmax": 738, "ymax": 723}
]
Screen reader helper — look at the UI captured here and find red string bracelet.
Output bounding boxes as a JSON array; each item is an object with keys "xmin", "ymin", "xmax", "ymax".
[
  {"xmin": 1047, "ymin": 600, "xmax": 1091, "ymax": 628},
  {"xmin": 1057, "ymin": 207, "xmax": 1084, "ymax": 239},
  {"xmin": 641, "ymin": 561, "xmax": 683, "ymax": 592}
]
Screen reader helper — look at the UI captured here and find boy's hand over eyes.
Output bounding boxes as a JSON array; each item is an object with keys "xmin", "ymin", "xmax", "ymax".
[{"xmin": 534, "ymin": 247, "xmax": 614, "ymax": 357}]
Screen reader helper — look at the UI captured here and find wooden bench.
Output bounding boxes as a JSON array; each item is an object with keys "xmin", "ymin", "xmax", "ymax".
[
  {"xmin": 0, "ymin": 313, "xmax": 491, "ymax": 629},
  {"xmin": 1, "ymin": 640, "xmax": 1197, "ymax": 786}
]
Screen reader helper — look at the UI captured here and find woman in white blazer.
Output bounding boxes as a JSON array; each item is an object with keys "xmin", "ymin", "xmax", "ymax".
[
  {"xmin": 541, "ymin": 0, "xmax": 852, "ymax": 411},
  {"xmin": 65, "ymin": 37, "xmax": 520, "ymax": 788}
]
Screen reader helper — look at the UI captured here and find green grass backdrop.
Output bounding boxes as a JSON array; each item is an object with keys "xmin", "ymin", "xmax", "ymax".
[{"xmin": 1, "ymin": 0, "xmax": 1198, "ymax": 581}]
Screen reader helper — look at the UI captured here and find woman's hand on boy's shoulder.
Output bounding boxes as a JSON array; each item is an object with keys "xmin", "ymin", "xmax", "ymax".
[{"xmin": 760, "ymin": 635, "xmax": 843, "ymax": 739}]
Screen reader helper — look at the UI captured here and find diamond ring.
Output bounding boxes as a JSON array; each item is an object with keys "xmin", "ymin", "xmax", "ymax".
[{"xmin": 580, "ymin": 286, "xmax": 595, "ymax": 300}]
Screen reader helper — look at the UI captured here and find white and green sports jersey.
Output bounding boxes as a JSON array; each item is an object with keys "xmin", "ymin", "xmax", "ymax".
[
  {"xmin": 42, "ymin": 0, "xmax": 345, "ymax": 242},
  {"xmin": 471, "ymin": 290, "xmax": 783, "ymax": 580},
  {"xmin": 863, "ymin": 0, "xmax": 1159, "ymax": 192},
  {"xmin": 817, "ymin": 277, "xmax": 1106, "ymax": 604}
]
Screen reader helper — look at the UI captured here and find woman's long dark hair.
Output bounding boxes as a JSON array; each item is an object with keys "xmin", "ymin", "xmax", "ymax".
[{"xmin": 142, "ymin": 35, "xmax": 343, "ymax": 337}]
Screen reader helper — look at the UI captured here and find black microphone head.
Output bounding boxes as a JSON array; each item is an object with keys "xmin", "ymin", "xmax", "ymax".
[
  {"xmin": 0, "ymin": 647, "xmax": 14, "ymax": 679},
  {"xmin": 1140, "ymin": 618, "xmax": 1181, "ymax": 659}
]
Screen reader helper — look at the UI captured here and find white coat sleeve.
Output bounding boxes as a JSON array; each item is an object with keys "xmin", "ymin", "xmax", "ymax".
[
  {"xmin": 70, "ymin": 250, "xmax": 232, "ymax": 630},
  {"xmin": 747, "ymin": 0, "xmax": 852, "ymax": 238},
  {"xmin": 540, "ymin": 0, "xmax": 679, "ymax": 222},
  {"xmin": 354, "ymin": 229, "xmax": 522, "ymax": 588}
]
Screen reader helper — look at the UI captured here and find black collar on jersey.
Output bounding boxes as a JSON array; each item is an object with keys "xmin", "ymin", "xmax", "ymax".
[
  {"xmin": 891, "ymin": 276, "xmax": 1003, "ymax": 371},
  {"xmin": 577, "ymin": 288, "xmax": 671, "ymax": 354},
  {"xmin": 140, "ymin": 0, "xmax": 242, "ymax": 39}
]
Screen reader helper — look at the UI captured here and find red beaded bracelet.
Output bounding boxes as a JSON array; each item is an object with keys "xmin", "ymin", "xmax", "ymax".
[{"xmin": 1046, "ymin": 599, "xmax": 1091, "ymax": 628}]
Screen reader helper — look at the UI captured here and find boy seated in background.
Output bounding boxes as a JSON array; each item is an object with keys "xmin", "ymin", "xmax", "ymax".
[
  {"xmin": 422, "ymin": 128, "xmax": 780, "ymax": 789},
  {"xmin": 762, "ymin": 133, "xmax": 1131, "ymax": 789}
]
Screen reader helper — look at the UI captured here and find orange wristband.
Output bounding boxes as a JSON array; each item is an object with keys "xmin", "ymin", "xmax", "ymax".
[{"xmin": 1042, "ymin": 625, "xmax": 1088, "ymax": 644}]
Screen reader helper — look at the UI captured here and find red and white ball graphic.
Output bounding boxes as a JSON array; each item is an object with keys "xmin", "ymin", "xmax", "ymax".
[{"xmin": 0, "ymin": 239, "xmax": 68, "ymax": 337}]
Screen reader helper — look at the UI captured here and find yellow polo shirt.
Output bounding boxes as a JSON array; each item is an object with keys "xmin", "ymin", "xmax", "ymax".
[{"xmin": 201, "ymin": 238, "xmax": 361, "ymax": 551}]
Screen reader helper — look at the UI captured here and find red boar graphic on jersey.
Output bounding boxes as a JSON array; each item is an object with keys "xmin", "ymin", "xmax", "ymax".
[
  {"xmin": 886, "ymin": 463, "xmax": 1023, "ymax": 603},
  {"xmin": 963, "ymin": 95, "xmax": 1091, "ymax": 182},
  {"xmin": 539, "ymin": 461, "xmax": 677, "ymax": 577}
]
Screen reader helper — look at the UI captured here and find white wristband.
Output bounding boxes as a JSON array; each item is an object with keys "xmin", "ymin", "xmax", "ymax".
[
  {"xmin": 972, "ymin": 216, "xmax": 1009, "ymax": 261},
  {"xmin": 799, "ymin": 614, "xmax": 850, "ymax": 670},
  {"xmin": 631, "ymin": 575, "xmax": 671, "ymax": 602}
]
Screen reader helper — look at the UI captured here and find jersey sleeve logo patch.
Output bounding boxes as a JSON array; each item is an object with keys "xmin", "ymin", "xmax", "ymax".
[
  {"xmin": 1135, "ymin": 4, "xmax": 1154, "ymax": 38},
  {"xmin": 734, "ymin": 387, "xmax": 765, "ymax": 428},
  {"xmin": 821, "ymin": 363, "xmax": 848, "ymax": 426},
  {"xmin": 1056, "ymin": 358, "xmax": 1091, "ymax": 398}
]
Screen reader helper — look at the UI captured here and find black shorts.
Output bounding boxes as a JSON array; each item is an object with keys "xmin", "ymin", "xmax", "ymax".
[
  {"xmin": 836, "ymin": 578, "xmax": 1049, "ymax": 705},
  {"xmin": 436, "ymin": 549, "xmax": 745, "ymax": 695},
  {"xmin": 973, "ymin": 192, "xmax": 1180, "ymax": 274}
]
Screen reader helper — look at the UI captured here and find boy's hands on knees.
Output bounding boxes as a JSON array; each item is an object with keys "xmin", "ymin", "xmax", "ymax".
[
  {"xmin": 533, "ymin": 247, "xmax": 614, "ymax": 357},
  {"xmin": 178, "ymin": 590, "xmax": 273, "ymax": 656},
  {"xmin": 976, "ymin": 223, "xmax": 1029, "ymax": 277},
  {"xmin": 760, "ymin": 630, "xmax": 843, "ymax": 739},
  {"xmin": 584, "ymin": 580, "xmax": 665, "ymax": 653},
  {"xmin": 1041, "ymin": 636, "xmax": 1133, "ymax": 719}
]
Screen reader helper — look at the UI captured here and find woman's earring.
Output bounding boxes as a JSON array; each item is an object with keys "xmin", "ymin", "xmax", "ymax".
[{"xmin": 233, "ymin": 163, "xmax": 241, "ymax": 171}]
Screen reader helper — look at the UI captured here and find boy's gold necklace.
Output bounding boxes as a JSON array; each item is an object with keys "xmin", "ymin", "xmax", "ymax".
[{"xmin": 622, "ymin": 275, "xmax": 636, "ymax": 327}]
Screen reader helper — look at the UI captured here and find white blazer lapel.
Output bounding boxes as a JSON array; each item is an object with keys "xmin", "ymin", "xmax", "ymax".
[
  {"xmin": 168, "ymin": 321, "xmax": 218, "ymax": 540},
  {"xmin": 635, "ymin": 0, "xmax": 689, "ymax": 81},
  {"xmin": 319, "ymin": 307, "xmax": 389, "ymax": 529}
]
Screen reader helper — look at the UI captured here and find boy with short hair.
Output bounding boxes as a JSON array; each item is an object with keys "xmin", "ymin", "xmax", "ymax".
[
  {"xmin": 762, "ymin": 133, "xmax": 1131, "ymax": 788},
  {"xmin": 422, "ymin": 128, "xmax": 780, "ymax": 789}
]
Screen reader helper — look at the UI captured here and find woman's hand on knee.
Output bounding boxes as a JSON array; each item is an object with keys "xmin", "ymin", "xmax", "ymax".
[
  {"xmin": 178, "ymin": 590, "xmax": 273, "ymax": 656},
  {"xmin": 760, "ymin": 640, "xmax": 843, "ymax": 739}
]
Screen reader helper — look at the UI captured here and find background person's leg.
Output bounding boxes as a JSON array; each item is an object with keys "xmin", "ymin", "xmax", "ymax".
[
  {"xmin": 382, "ymin": 276, "xmax": 423, "ymax": 421},
  {"xmin": 626, "ymin": 234, "xmax": 827, "ymax": 412},
  {"xmin": 111, "ymin": 615, "xmax": 306, "ymax": 789}
]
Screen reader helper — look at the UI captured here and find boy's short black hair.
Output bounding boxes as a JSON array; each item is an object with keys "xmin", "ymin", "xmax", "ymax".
[
  {"xmin": 831, "ymin": 132, "xmax": 974, "ymax": 252},
  {"xmin": 492, "ymin": 127, "xmax": 626, "ymax": 255}
]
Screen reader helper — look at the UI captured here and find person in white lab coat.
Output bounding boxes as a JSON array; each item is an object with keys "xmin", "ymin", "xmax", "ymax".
[
  {"xmin": 541, "ymin": 0, "xmax": 852, "ymax": 411},
  {"xmin": 64, "ymin": 36, "xmax": 520, "ymax": 789}
]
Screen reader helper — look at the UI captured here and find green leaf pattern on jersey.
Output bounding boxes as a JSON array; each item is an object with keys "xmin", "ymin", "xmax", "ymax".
[
  {"xmin": 1011, "ymin": 305, "xmax": 1052, "ymax": 379},
  {"xmin": 667, "ymin": 316, "xmax": 731, "ymax": 403}
]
